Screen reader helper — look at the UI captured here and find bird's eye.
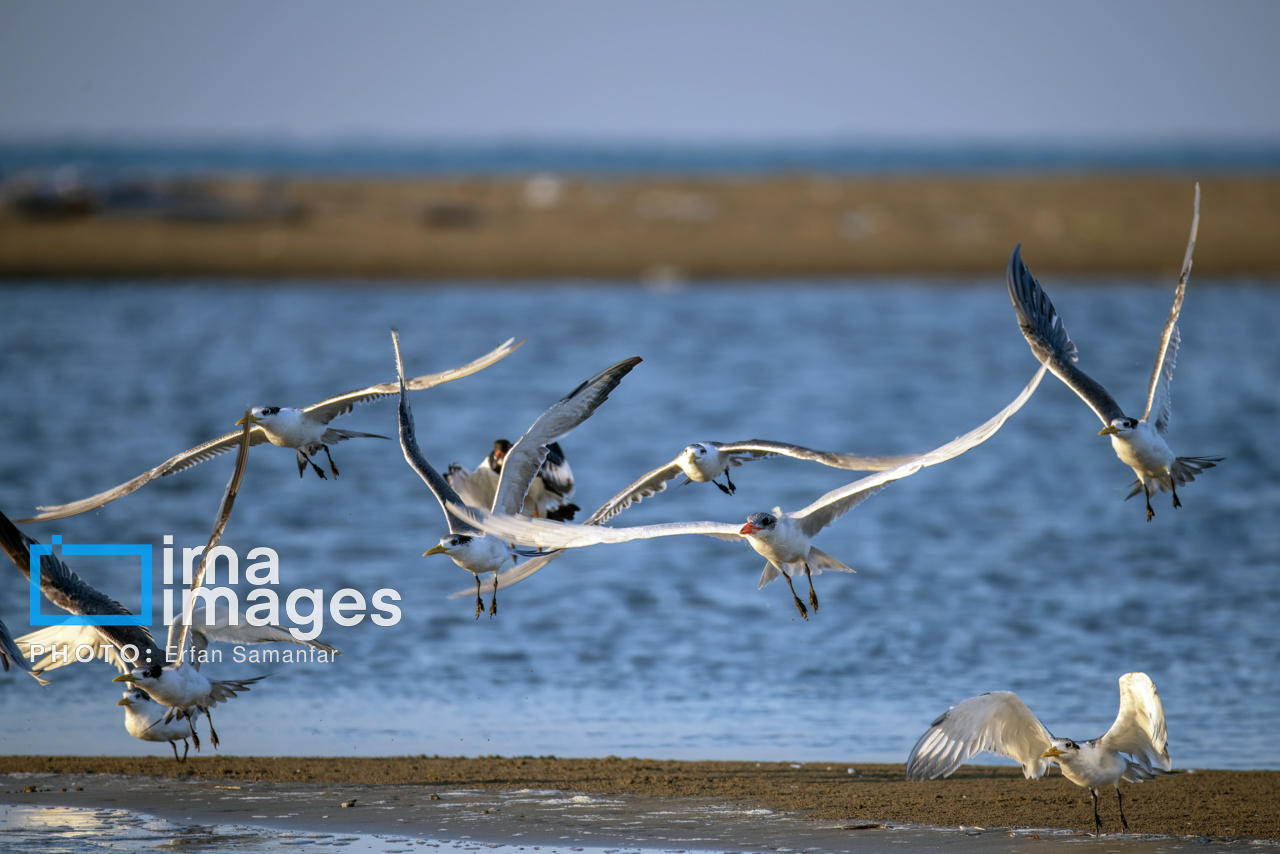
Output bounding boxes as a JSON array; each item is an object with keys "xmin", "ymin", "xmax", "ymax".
[
  {"xmin": 147, "ymin": 665, "xmax": 162, "ymax": 679},
  {"xmin": 266, "ymin": 407, "xmax": 281, "ymax": 415}
]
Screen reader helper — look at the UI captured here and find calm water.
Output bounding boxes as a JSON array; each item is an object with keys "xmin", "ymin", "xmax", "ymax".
[{"xmin": 0, "ymin": 278, "xmax": 1276, "ymax": 768}]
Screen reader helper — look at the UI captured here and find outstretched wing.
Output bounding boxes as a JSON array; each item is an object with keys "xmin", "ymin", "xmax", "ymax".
[
  {"xmin": 906, "ymin": 691, "xmax": 1054, "ymax": 780},
  {"xmin": 392, "ymin": 331, "xmax": 478, "ymax": 536},
  {"xmin": 448, "ymin": 501, "xmax": 742, "ymax": 550},
  {"xmin": 1142, "ymin": 183, "xmax": 1199, "ymax": 433},
  {"xmin": 491, "ymin": 356, "xmax": 641, "ymax": 516},
  {"xmin": 1, "ymin": 619, "xmax": 46, "ymax": 683},
  {"xmin": 1007, "ymin": 245, "xmax": 1125, "ymax": 426},
  {"xmin": 1102, "ymin": 672, "xmax": 1172, "ymax": 773},
  {"xmin": 304, "ymin": 337, "xmax": 524, "ymax": 422},
  {"xmin": 794, "ymin": 364, "xmax": 1046, "ymax": 538},
  {"xmin": 715, "ymin": 440, "xmax": 919, "ymax": 472}
]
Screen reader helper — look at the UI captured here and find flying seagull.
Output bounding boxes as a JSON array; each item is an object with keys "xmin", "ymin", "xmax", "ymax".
[
  {"xmin": 21, "ymin": 337, "xmax": 524, "ymax": 522},
  {"xmin": 1006, "ymin": 184, "xmax": 1221, "ymax": 521},
  {"xmin": 113, "ymin": 411, "xmax": 267, "ymax": 749},
  {"xmin": 449, "ymin": 365, "xmax": 1046, "ymax": 620},
  {"xmin": 448, "ymin": 441, "xmax": 921, "ymax": 600},
  {"xmin": 393, "ymin": 330, "xmax": 640, "ymax": 617},
  {"xmin": 906, "ymin": 672, "xmax": 1176, "ymax": 835},
  {"xmin": 448, "ymin": 438, "xmax": 580, "ymax": 521}
]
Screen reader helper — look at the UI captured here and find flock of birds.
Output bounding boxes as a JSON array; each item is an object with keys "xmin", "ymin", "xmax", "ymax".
[{"xmin": 1, "ymin": 186, "xmax": 1218, "ymax": 835}]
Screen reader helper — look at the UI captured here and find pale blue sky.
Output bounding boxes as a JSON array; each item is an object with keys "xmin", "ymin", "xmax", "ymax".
[{"xmin": 2, "ymin": 1, "xmax": 1278, "ymax": 143}]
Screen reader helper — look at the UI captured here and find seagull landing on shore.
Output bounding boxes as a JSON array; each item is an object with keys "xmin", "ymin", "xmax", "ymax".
[
  {"xmin": 906, "ymin": 672, "xmax": 1176, "ymax": 835},
  {"xmin": 1006, "ymin": 184, "xmax": 1221, "ymax": 521},
  {"xmin": 21, "ymin": 337, "xmax": 523, "ymax": 522}
]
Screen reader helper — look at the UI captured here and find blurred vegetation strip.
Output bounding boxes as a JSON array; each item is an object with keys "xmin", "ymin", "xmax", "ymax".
[{"xmin": 2, "ymin": 175, "xmax": 1277, "ymax": 279}]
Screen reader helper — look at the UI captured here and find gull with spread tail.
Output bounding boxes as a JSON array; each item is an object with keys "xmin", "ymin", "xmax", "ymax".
[
  {"xmin": 1006, "ymin": 185, "xmax": 1221, "ymax": 520},
  {"xmin": 392, "ymin": 330, "xmax": 640, "ymax": 617},
  {"xmin": 22, "ymin": 338, "xmax": 523, "ymax": 522},
  {"xmin": 906, "ymin": 672, "xmax": 1176, "ymax": 835},
  {"xmin": 450, "ymin": 365, "xmax": 1046, "ymax": 620}
]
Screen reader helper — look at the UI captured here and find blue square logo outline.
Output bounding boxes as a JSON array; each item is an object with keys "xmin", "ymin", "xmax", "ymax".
[{"xmin": 28, "ymin": 536, "xmax": 152, "ymax": 626}]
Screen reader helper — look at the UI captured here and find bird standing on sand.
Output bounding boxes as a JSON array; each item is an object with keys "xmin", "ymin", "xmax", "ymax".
[
  {"xmin": 1005, "ymin": 185, "xmax": 1221, "ymax": 521},
  {"xmin": 906, "ymin": 672, "xmax": 1176, "ymax": 835}
]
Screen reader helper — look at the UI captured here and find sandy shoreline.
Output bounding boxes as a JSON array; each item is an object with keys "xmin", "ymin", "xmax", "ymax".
[
  {"xmin": 3, "ymin": 175, "xmax": 1279, "ymax": 279},
  {"xmin": 2, "ymin": 756, "xmax": 1276, "ymax": 844}
]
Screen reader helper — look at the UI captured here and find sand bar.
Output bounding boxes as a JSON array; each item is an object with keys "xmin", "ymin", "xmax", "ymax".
[{"xmin": 1, "ymin": 756, "xmax": 1276, "ymax": 846}]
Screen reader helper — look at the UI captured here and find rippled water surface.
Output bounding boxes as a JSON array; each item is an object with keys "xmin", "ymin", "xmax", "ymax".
[{"xmin": 0, "ymin": 278, "xmax": 1276, "ymax": 768}]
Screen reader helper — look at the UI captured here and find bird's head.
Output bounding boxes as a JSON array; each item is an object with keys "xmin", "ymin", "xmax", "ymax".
[
  {"xmin": 116, "ymin": 688, "xmax": 150, "ymax": 707},
  {"xmin": 236, "ymin": 406, "xmax": 281, "ymax": 426},
  {"xmin": 684, "ymin": 443, "xmax": 711, "ymax": 462},
  {"xmin": 740, "ymin": 512, "xmax": 776, "ymax": 537},
  {"xmin": 1042, "ymin": 738, "xmax": 1080, "ymax": 761},
  {"xmin": 1099, "ymin": 417, "xmax": 1138, "ymax": 437},
  {"xmin": 486, "ymin": 439, "xmax": 513, "ymax": 470},
  {"xmin": 424, "ymin": 534, "xmax": 473, "ymax": 557},
  {"xmin": 113, "ymin": 663, "xmax": 164, "ymax": 685}
]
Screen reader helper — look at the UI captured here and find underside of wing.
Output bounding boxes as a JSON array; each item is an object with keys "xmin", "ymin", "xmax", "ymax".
[
  {"xmin": 1143, "ymin": 184, "xmax": 1198, "ymax": 429},
  {"xmin": 1006, "ymin": 245, "xmax": 1124, "ymax": 425},
  {"xmin": 796, "ymin": 364, "xmax": 1046, "ymax": 538},
  {"xmin": 584, "ymin": 460, "xmax": 684, "ymax": 525},
  {"xmin": 906, "ymin": 691, "xmax": 1053, "ymax": 780},
  {"xmin": 1103, "ymin": 672, "xmax": 1171, "ymax": 771},
  {"xmin": 450, "ymin": 501, "xmax": 740, "ymax": 550},
  {"xmin": 306, "ymin": 337, "xmax": 524, "ymax": 422},
  {"xmin": 719, "ymin": 440, "xmax": 920, "ymax": 472}
]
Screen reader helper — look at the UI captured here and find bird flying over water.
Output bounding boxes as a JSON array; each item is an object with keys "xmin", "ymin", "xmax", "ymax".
[
  {"xmin": 450, "ymin": 365, "xmax": 1046, "ymax": 620},
  {"xmin": 448, "ymin": 439, "xmax": 580, "ymax": 521},
  {"xmin": 1006, "ymin": 185, "xmax": 1221, "ymax": 521},
  {"xmin": 392, "ymin": 330, "xmax": 640, "ymax": 618},
  {"xmin": 21, "ymin": 337, "xmax": 524, "ymax": 522},
  {"xmin": 906, "ymin": 672, "xmax": 1176, "ymax": 835}
]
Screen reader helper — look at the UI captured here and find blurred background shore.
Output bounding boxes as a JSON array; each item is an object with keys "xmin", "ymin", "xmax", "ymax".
[{"xmin": 4, "ymin": 165, "xmax": 1278, "ymax": 279}]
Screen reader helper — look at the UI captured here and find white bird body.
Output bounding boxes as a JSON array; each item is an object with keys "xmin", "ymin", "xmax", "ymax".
[
  {"xmin": 906, "ymin": 673, "xmax": 1175, "ymax": 835},
  {"xmin": 118, "ymin": 688, "xmax": 196, "ymax": 761},
  {"xmin": 1006, "ymin": 185, "xmax": 1221, "ymax": 521},
  {"xmin": 21, "ymin": 337, "xmax": 524, "ymax": 521},
  {"xmin": 451, "ymin": 363, "xmax": 1046, "ymax": 619}
]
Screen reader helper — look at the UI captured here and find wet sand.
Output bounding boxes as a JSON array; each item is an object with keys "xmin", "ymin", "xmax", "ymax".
[
  {"xmin": 2, "ymin": 756, "xmax": 1276, "ymax": 844},
  {"xmin": 3, "ymin": 175, "xmax": 1279, "ymax": 279}
]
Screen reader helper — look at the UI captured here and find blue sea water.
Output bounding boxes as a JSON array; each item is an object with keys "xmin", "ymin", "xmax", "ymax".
[{"xmin": 0, "ymin": 277, "xmax": 1276, "ymax": 769}]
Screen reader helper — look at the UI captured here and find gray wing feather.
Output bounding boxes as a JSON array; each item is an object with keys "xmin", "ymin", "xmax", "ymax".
[
  {"xmin": 491, "ymin": 356, "xmax": 641, "ymax": 516},
  {"xmin": 392, "ymin": 331, "xmax": 477, "ymax": 535},
  {"xmin": 1, "ymin": 619, "xmax": 46, "ymax": 683},
  {"xmin": 1142, "ymin": 183, "xmax": 1198, "ymax": 430},
  {"xmin": 716, "ymin": 440, "xmax": 919, "ymax": 472},
  {"xmin": 795, "ymin": 364, "xmax": 1046, "ymax": 538},
  {"xmin": 906, "ymin": 691, "xmax": 1054, "ymax": 780},
  {"xmin": 1007, "ymin": 245, "xmax": 1124, "ymax": 426},
  {"xmin": 584, "ymin": 460, "xmax": 685, "ymax": 526}
]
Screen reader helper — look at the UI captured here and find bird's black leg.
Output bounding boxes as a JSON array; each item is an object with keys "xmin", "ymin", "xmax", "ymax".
[
  {"xmin": 1091, "ymin": 788, "xmax": 1102, "ymax": 836},
  {"xmin": 186, "ymin": 715, "xmax": 201, "ymax": 752},
  {"xmin": 474, "ymin": 575, "xmax": 484, "ymax": 619},
  {"xmin": 1171, "ymin": 480, "xmax": 1182, "ymax": 510},
  {"xmin": 205, "ymin": 709, "xmax": 220, "ymax": 749},
  {"xmin": 804, "ymin": 563, "xmax": 819, "ymax": 612},
  {"xmin": 322, "ymin": 445, "xmax": 340, "ymax": 478},
  {"xmin": 1145, "ymin": 491, "xmax": 1155, "ymax": 522},
  {"xmin": 1116, "ymin": 786, "xmax": 1129, "ymax": 832},
  {"xmin": 782, "ymin": 573, "xmax": 808, "ymax": 620},
  {"xmin": 488, "ymin": 572, "xmax": 498, "ymax": 618}
]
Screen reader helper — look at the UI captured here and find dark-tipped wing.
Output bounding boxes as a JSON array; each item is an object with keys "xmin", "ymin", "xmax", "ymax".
[
  {"xmin": 1006, "ymin": 245, "xmax": 1124, "ymax": 426},
  {"xmin": 491, "ymin": 356, "xmax": 642, "ymax": 517},
  {"xmin": 1142, "ymin": 183, "xmax": 1199, "ymax": 433},
  {"xmin": 906, "ymin": 691, "xmax": 1054, "ymax": 780},
  {"xmin": 1, "ymin": 619, "xmax": 46, "ymax": 683},
  {"xmin": 0, "ymin": 508, "xmax": 156, "ymax": 659},
  {"xmin": 305, "ymin": 337, "xmax": 524, "ymax": 423},
  {"xmin": 392, "ymin": 331, "xmax": 477, "ymax": 536}
]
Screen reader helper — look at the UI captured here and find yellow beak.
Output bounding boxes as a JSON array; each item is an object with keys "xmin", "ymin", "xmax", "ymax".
[
  {"xmin": 116, "ymin": 697, "xmax": 132, "ymax": 706},
  {"xmin": 112, "ymin": 674, "xmax": 136, "ymax": 683},
  {"xmin": 1042, "ymin": 746, "xmax": 1065, "ymax": 758},
  {"xmin": 423, "ymin": 544, "xmax": 449, "ymax": 556},
  {"xmin": 1098, "ymin": 425, "xmax": 1120, "ymax": 435},
  {"xmin": 235, "ymin": 413, "xmax": 263, "ymax": 426}
]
